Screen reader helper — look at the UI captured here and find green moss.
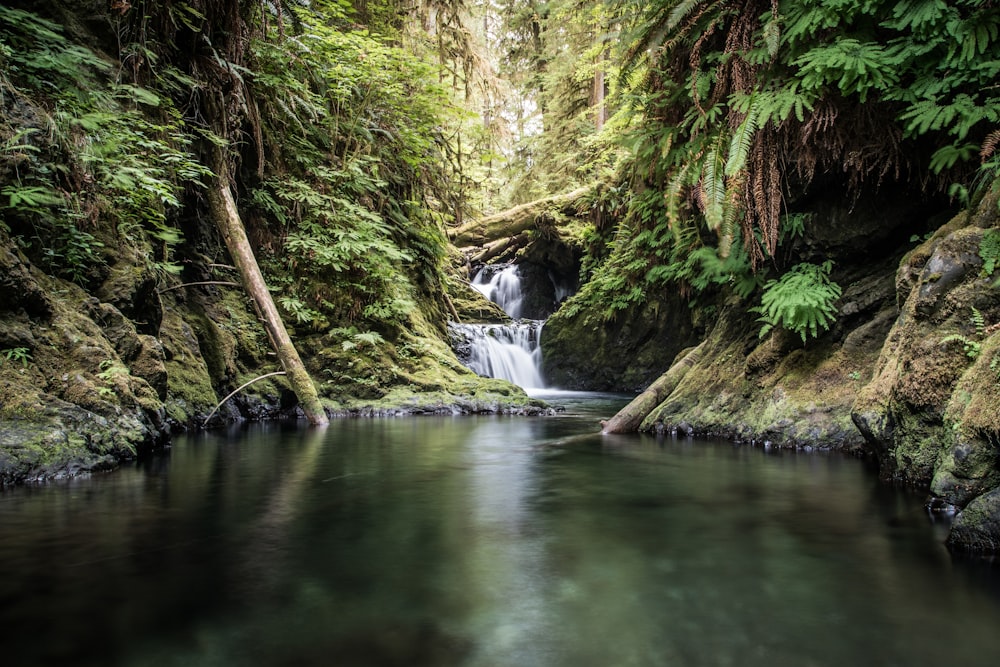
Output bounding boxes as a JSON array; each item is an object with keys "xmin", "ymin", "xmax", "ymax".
[{"xmin": 159, "ymin": 310, "xmax": 218, "ymax": 423}]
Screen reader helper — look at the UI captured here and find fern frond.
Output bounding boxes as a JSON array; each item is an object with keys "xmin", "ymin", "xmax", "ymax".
[
  {"xmin": 752, "ymin": 261, "xmax": 842, "ymax": 342},
  {"xmin": 726, "ymin": 93, "xmax": 760, "ymax": 177},
  {"xmin": 700, "ymin": 135, "xmax": 726, "ymax": 231},
  {"xmin": 982, "ymin": 129, "xmax": 1000, "ymax": 161},
  {"xmin": 667, "ymin": 0, "xmax": 706, "ymax": 30}
]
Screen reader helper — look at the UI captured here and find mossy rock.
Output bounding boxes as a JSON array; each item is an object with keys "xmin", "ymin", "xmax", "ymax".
[
  {"xmin": 542, "ymin": 294, "xmax": 698, "ymax": 392},
  {"xmin": 947, "ymin": 487, "xmax": 1000, "ymax": 554},
  {"xmin": 853, "ymin": 187, "xmax": 1000, "ymax": 487},
  {"xmin": 640, "ymin": 304, "xmax": 872, "ymax": 450}
]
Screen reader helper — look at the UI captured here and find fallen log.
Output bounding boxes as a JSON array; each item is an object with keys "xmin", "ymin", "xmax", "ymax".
[
  {"xmin": 601, "ymin": 342, "xmax": 705, "ymax": 434},
  {"xmin": 450, "ymin": 186, "xmax": 592, "ymax": 248},
  {"xmin": 469, "ymin": 233, "xmax": 529, "ymax": 265},
  {"xmin": 207, "ymin": 150, "xmax": 329, "ymax": 427}
]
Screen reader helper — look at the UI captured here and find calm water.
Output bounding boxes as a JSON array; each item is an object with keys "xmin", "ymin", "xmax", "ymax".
[{"xmin": 2, "ymin": 391, "xmax": 1000, "ymax": 667}]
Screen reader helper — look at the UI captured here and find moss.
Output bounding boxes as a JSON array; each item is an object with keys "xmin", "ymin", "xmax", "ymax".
[
  {"xmin": 638, "ymin": 299, "xmax": 873, "ymax": 451},
  {"xmin": 542, "ymin": 292, "xmax": 699, "ymax": 392},
  {"xmin": 159, "ymin": 309, "xmax": 218, "ymax": 424},
  {"xmin": 947, "ymin": 486, "xmax": 1000, "ymax": 553},
  {"xmin": 947, "ymin": 331, "xmax": 1000, "ymax": 435}
]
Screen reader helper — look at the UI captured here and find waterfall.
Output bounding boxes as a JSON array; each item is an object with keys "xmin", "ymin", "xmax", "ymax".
[
  {"xmin": 450, "ymin": 321, "xmax": 545, "ymax": 390},
  {"xmin": 452, "ymin": 264, "xmax": 546, "ymax": 390},
  {"xmin": 471, "ymin": 265, "xmax": 524, "ymax": 319}
]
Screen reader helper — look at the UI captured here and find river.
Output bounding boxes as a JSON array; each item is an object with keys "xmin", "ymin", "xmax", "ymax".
[{"xmin": 2, "ymin": 391, "xmax": 999, "ymax": 666}]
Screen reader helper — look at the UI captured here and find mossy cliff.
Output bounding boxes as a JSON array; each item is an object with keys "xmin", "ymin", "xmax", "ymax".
[
  {"xmin": 581, "ymin": 186, "xmax": 1000, "ymax": 553},
  {"xmin": 0, "ymin": 233, "xmax": 543, "ymax": 485},
  {"xmin": 852, "ymin": 188, "xmax": 1000, "ymax": 553},
  {"xmin": 635, "ymin": 261, "xmax": 897, "ymax": 452}
]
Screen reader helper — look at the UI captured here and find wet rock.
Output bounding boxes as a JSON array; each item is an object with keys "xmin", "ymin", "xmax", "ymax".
[
  {"xmin": 542, "ymin": 292, "xmax": 698, "ymax": 392},
  {"xmin": 97, "ymin": 262, "xmax": 163, "ymax": 335},
  {"xmin": 948, "ymin": 487, "xmax": 1000, "ymax": 554},
  {"xmin": 852, "ymin": 193, "xmax": 1000, "ymax": 486},
  {"xmin": 89, "ymin": 301, "xmax": 142, "ymax": 361},
  {"xmin": 131, "ymin": 335, "xmax": 168, "ymax": 400},
  {"xmin": 0, "ymin": 247, "xmax": 52, "ymax": 318}
]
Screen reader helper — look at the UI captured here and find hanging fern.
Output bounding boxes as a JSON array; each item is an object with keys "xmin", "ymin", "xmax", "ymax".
[{"xmin": 753, "ymin": 261, "xmax": 842, "ymax": 342}]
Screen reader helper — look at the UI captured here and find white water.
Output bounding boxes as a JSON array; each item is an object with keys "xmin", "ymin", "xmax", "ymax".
[
  {"xmin": 451, "ymin": 321, "xmax": 545, "ymax": 390},
  {"xmin": 471, "ymin": 265, "xmax": 525, "ymax": 319},
  {"xmin": 454, "ymin": 264, "xmax": 546, "ymax": 389}
]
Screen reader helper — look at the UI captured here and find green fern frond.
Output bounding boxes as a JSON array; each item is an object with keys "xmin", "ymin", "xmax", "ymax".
[
  {"xmin": 700, "ymin": 136, "xmax": 726, "ymax": 231},
  {"xmin": 667, "ymin": 0, "xmax": 706, "ymax": 30},
  {"xmin": 725, "ymin": 94, "xmax": 760, "ymax": 177},
  {"xmin": 753, "ymin": 261, "xmax": 842, "ymax": 342},
  {"xmin": 980, "ymin": 229, "xmax": 1000, "ymax": 276}
]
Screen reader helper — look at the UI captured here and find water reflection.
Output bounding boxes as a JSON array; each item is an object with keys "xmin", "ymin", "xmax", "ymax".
[{"xmin": 1, "ymin": 403, "xmax": 999, "ymax": 666}]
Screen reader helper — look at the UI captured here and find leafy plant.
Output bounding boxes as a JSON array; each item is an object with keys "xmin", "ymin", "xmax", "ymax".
[
  {"xmin": 0, "ymin": 5, "xmax": 203, "ymax": 283},
  {"xmin": 941, "ymin": 307, "xmax": 987, "ymax": 360},
  {"xmin": 0, "ymin": 347, "xmax": 32, "ymax": 367},
  {"xmin": 753, "ymin": 261, "xmax": 842, "ymax": 342},
  {"xmin": 980, "ymin": 229, "xmax": 1000, "ymax": 277},
  {"xmin": 333, "ymin": 327, "xmax": 386, "ymax": 352}
]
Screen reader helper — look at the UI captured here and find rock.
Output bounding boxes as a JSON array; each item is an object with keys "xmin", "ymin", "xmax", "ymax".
[
  {"xmin": 97, "ymin": 262, "xmax": 163, "ymax": 335},
  {"xmin": 0, "ymin": 247, "xmax": 52, "ymax": 318},
  {"xmin": 542, "ymin": 292, "xmax": 698, "ymax": 392},
  {"xmin": 131, "ymin": 335, "xmax": 168, "ymax": 400},
  {"xmin": 947, "ymin": 487, "xmax": 1000, "ymax": 554},
  {"xmin": 852, "ymin": 187, "xmax": 1000, "ymax": 486}
]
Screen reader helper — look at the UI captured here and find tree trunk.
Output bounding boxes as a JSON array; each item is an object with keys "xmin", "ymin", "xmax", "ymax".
[
  {"xmin": 601, "ymin": 343, "xmax": 704, "ymax": 434},
  {"xmin": 206, "ymin": 160, "xmax": 329, "ymax": 427},
  {"xmin": 592, "ymin": 67, "xmax": 606, "ymax": 132}
]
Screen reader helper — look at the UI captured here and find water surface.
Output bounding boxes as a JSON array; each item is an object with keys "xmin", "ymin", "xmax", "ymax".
[{"xmin": 2, "ymin": 393, "xmax": 999, "ymax": 666}]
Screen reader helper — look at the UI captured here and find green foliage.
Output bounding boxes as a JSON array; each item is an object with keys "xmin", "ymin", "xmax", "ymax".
[
  {"xmin": 247, "ymin": 6, "xmax": 454, "ymax": 331},
  {"xmin": 332, "ymin": 327, "xmax": 386, "ymax": 351},
  {"xmin": 941, "ymin": 307, "xmax": 996, "ymax": 360},
  {"xmin": 753, "ymin": 261, "xmax": 843, "ymax": 342},
  {"xmin": 794, "ymin": 39, "xmax": 899, "ymax": 102},
  {"xmin": 607, "ymin": 0, "xmax": 1000, "ymax": 281},
  {"xmin": 0, "ymin": 347, "xmax": 32, "ymax": 367},
  {"xmin": 0, "ymin": 5, "xmax": 201, "ymax": 283},
  {"xmin": 979, "ymin": 229, "xmax": 1000, "ymax": 277}
]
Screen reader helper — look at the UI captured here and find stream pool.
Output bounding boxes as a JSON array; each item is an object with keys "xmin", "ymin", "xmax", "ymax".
[{"xmin": 2, "ymin": 391, "xmax": 1000, "ymax": 666}]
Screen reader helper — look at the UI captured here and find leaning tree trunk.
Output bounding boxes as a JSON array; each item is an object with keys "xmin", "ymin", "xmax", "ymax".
[
  {"xmin": 602, "ymin": 343, "xmax": 704, "ymax": 434},
  {"xmin": 206, "ymin": 157, "xmax": 329, "ymax": 427}
]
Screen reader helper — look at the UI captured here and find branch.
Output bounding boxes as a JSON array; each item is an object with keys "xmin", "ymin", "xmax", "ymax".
[
  {"xmin": 157, "ymin": 281, "xmax": 240, "ymax": 293},
  {"xmin": 204, "ymin": 371, "xmax": 287, "ymax": 427}
]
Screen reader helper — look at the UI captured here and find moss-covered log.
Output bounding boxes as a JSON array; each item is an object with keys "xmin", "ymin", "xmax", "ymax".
[
  {"xmin": 450, "ymin": 186, "xmax": 592, "ymax": 248},
  {"xmin": 602, "ymin": 343, "xmax": 704, "ymax": 434}
]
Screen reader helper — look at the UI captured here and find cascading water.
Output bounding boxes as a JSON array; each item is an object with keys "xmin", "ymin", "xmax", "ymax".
[
  {"xmin": 470, "ymin": 265, "xmax": 525, "ymax": 319},
  {"xmin": 450, "ymin": 264, "xmax": 547, "ymax": 390},
  {"xmin": 452, "ymin": 321, "xmax": 545, "ymax": 390}
]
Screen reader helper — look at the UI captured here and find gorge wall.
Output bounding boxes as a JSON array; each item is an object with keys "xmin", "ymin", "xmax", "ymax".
[{"xmin": 578, "ymin": 185, "xmax": 1000, "ymax": 554}]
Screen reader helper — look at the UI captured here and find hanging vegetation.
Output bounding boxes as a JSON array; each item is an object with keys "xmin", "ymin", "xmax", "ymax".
[{"xmin": 548, "ymin": 0, "xmax": 1000, "ymax": 337}]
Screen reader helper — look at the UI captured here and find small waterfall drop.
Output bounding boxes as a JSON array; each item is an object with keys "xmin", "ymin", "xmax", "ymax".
[
  {"xmin": 471, "ymin": 265, "xmax": 524, "ymax": 319},
  {"xmin": 451, "ymin": 264, "xmax": 546, "ymax": 390},
  {"xmin": 452, "ymin": 321, "xmax": 545, "ymax": 390}
]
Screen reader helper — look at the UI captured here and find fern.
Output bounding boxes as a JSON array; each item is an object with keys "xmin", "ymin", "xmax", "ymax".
[
  {"xmin": 753, "ymin": 261, "xmax": 842, "ymax": 342},
  {"xmin": 981, "ymin": 229, "xmax": 1000, "ymax": 277},
  {"xmin": 700, "ymin": 136, "xmax": 727, "ymax": 232},
  {"xmin": 901, "ymin": 94, "xmax": 1000, "ymax": 140},
  {"xmin": 929, "ymin": 142, "xmax": 981, "ymax": 173},
  {"xmin": 725, "ymin": 94, "xmax": 760, "ymax": 177},
  {"xmin": 941, "ymin": 307, "xmax": 989, "ymax": 360},
  {"xmin": 794, "ymin": 39, "xmax": 898, "ymax": 101}
]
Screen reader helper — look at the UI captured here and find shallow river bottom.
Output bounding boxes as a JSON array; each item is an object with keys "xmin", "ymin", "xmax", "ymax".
[{"xmin": 2, "ymin": 392, "xmax": 1000, "ymax": 666}]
